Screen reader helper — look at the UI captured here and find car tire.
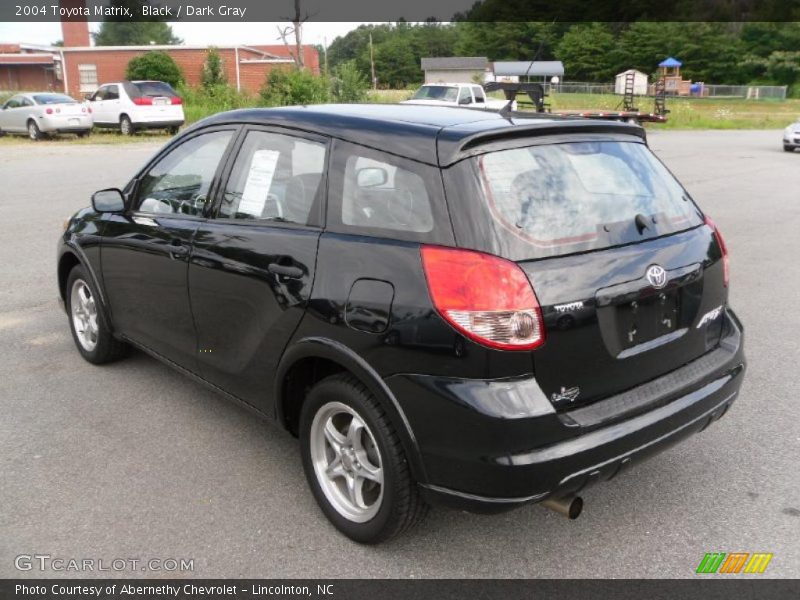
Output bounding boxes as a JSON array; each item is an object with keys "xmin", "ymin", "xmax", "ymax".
[
  {"xmin": 299, "ymin": 373, "xmax": 428, "ymax": 544},
  {"xmin": 784, "ymin": 145, "xmax": 794, "ymax": 152},
  {"xmin": 168, "ymin": 126, "xmax": 180, "ymax": 135},
  {"xmin": 77, "ymin": 130, "xmax": 91, "ymax": 138},
  {"xmin": 28, "ymin": 120, "xmax": 43, "ymax": 141},
  {"xmin": 119, "ymin": 115, "xmax": 135, "ymax": 136},
  {"xmin": 65, "ymin": 265, "xmax": 128, "ymax": 364}
]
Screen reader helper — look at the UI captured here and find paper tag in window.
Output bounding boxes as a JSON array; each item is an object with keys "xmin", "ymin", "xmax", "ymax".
[{"xmin": 238, "ymin": 149, "xmax": 280, "ymax": 217}]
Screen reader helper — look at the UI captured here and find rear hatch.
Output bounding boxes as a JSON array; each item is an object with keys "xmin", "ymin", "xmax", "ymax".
[
  {"xmin": 445, "ymin": 136, "xmax": 728, "ymax": 410},
  {"xmin": 125, "ymin": 81, "xmax": 183, "ymax": 117}
]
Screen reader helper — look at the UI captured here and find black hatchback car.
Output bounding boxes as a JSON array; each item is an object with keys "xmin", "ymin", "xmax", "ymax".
[{"xmin": 58, "ymin": 105, "xmax": 745, "ymax": 543}]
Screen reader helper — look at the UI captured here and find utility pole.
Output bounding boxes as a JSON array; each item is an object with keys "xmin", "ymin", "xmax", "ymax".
[
  {"xmin": 369, "ymin": 32, "xmax": 376, "ymax": 89},
  {"xmin": 323, "ymin": 36, "xmax": 328, "ymax": 76}
]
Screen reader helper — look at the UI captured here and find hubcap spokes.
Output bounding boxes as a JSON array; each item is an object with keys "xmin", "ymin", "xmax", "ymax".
[
  {"xmin": 70, "ymin": 280, "xmax": 98, "ymax": 351},
  {"xmin": 311, "ymin": 402, "xmax": 384, "ymax": 522}
]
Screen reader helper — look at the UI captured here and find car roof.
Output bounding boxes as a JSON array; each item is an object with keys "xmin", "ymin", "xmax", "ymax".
[{"xmin": 194, "ymin": 104, "xmax": 646, "ymax": 167}]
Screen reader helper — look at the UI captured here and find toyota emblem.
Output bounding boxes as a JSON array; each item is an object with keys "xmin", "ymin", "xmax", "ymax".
[{"xmin": 646, "ymin": 265, "xmax": 667, "ymax": 289}]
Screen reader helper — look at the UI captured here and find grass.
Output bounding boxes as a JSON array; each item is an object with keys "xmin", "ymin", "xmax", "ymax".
[
  {"xmin": 0, "ymin": 128, "xmax": 170, "ymax": 146},
  {"xmin": 547, "ymin": 93, "xmax": 800, "ymax": 129}
]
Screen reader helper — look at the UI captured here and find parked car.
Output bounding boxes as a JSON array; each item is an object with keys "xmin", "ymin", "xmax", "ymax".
[
  {"xmin": 783, "ymin": 119, "xmax": 800, "ymax": 152},
  {"xmin": 57, "ymin": 105, "xmax": 745, "ymax": 543},
  {"xmin": 0, "ymin": 92, "xmax": 92, "ymax": 140},
  {"xmin": 402, "ymin": 83, "xmax": 515, "ymax": 110},
  {"xmin": 87, "ymin": 80, "xmax": 184, "ymax": 135}
]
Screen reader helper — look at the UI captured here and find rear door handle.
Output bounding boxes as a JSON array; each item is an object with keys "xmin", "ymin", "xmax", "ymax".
[
  {"xmin": 268, "ymin": 263, "xmax": 303, "ymax": 279},
  {"xmin": 169, "ymin": 241, "xmax": 189, "ymax": 258}
]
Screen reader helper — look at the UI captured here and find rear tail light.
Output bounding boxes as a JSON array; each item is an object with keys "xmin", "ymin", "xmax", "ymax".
[
  {"xmin": 171, "ymin": 97, "xmax": 182, "ymax": 105},
  {"xmin": 705, "ymin": 215, "xmax": 729, "ymax": 287},
  {"xmin": 421, "ymin": 245, "xmax": 545, "ymax": 351},
  {"xmin": 87, "ymin": 106, "xmax": 92, "ymax": 114},
  {"xmin": 45, "ymin": 108, "xmax": 53, "ymax": 114},
  {"xmin": 133, "ymin": 97, "xmax": 153, "ymax": 106}
]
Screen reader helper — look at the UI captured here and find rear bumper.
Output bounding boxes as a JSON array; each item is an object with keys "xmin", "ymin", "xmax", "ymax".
[
  {"xmin": 386, "ymin": 308, "xmax": 745, "ymax": 512},
  {"xmin": 39, "ymin": 115, "xmax": 92, "ymax": 132}
]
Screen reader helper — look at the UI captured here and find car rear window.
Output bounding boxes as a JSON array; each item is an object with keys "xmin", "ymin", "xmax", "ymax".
[
  {"xmin": 33, "ymin": 94, "xmax": 76, "ymax": 104},
  {"xmin": 411, "ymin": 86, "xmax": 458, "ymax": 102},
  {"xmin": 128, "ymin": 81, "xmax": 178, "ymax": 98},
  {"xmin": 452, "ymin": 140, "xmax": 703, "ymax": 260}
]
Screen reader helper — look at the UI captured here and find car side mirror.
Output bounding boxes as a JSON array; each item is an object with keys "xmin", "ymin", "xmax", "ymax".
[
  {"xmin": 92, "ymin": 188, "xmax": 125, "ymax": 213},
  {"xmin": 356, "ymin": 167, "xmax": 388, "ymax": 188}
]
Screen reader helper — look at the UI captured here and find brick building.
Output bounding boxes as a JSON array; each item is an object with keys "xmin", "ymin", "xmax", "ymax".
[{"xmin": 1, "ymin": 1, "xmax": 320, "ymax": 97}]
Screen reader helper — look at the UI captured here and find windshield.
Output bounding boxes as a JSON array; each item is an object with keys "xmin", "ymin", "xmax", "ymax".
[
  {"xmin": 411, "ymin": 86, "xmax": 459, "ymax": 102},
  {"xmin": 458, "ymin": 140, "xmax": 703, "ymax": 260},
  {"xmin": 33, "ymin": 94, "xmax": 77, "ymax": 104},
  {"xmin": 129, "ymin": 81, "xmax": 178, "ymax": 98}
]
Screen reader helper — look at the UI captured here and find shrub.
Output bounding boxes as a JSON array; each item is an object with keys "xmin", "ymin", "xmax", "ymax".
[
  {"xmin": 330, "ymin": 61, "xmax": 369, "ymax": 103},
  {"xmin": 125, "ymin": 51, "xmax": 184, "ymax": 88},
  {"xmin": 177, "ymin": 83, "xmax": 258, "ymax": 124},
  {"xmin": 202, "ymin": 47, "xmax": 227, "ymax": 89},
  {"xmin": 259, "ymin": 68, "xmax": 330, "ymax": 106}
]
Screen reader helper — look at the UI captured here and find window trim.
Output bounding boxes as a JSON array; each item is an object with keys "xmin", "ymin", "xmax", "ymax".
[
  {"xmin": 207, "ymin": 124, "xmax": 331, "ymax": 230},
  {"xmin": 326, "ymin": 139, "xmax": 454, "ymax": 245},
  {"xmin": 127, "ymin": 126, "xmax": 241, "ymax": 219}
]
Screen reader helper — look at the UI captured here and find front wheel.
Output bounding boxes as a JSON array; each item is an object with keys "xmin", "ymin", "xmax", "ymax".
[
  {"xmin": 66, "ymin": 266, "xmax": 128, "ymax": 364},
  {"xmin": 300, "ymin": 374, "xmax": 428, "ymax": 543},
  {"xmin": 784, "ymin": 145, "xmax": 795, "ymax": 152}
]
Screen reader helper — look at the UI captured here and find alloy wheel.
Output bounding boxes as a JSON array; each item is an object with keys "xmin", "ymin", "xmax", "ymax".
[
  {"xmin": 70, "ymin": 279, "xmax": 99, "ymax": 352},
  {"xmin": 309, "ymin": 401, "xmax": 384, "ymax": 523}
]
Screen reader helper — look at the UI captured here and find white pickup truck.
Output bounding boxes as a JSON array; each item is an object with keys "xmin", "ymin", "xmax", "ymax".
[{"xmin": 402, "ymin": 83, "xmax": 514, "ymax": 110}]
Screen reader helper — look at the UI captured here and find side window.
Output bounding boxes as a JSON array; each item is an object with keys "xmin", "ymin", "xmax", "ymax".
[
  {"xmin": 105, "ymin": 85, "xmax": 119, "ymax": 101},
  {"xmin": 472, "ymin": 86, "xmax": 485, "ymax": 103},
  {"xmin": 91, "ymin": 87, "xmax": 106, "ymax": 101},
  {"xmin": 21, "ymin": 97, "xmax": 34, "ymax": 107},
  {"xmin": 136, "ymin": 131, "xmax": 234, "ymax": 216},
  {"xmin": 219, "ymin": 130, "xmax": 326, "ymax": 225},
  {"xmin": 78, "ymin": 64, "xmax": 98, "ymax": 94},
  {"xmin": 4, "ymin": 96, "xmax": 20, "ymax": 109},
  {"xmin": 340, "ymin": 151, "xmax": 434, "ymax": 234},
  {"xmin": 458, "ymin": 87, "xmax": 472, "ymax": 104}
]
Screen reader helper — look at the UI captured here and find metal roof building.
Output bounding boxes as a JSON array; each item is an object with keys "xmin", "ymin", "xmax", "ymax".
[{"xmin": 493, "ymin": 61, "xmax": 565, "ymax": 78}]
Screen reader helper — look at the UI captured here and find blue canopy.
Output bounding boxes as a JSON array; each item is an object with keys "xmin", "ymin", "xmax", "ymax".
[{"xmin": 659, "ymin": 57, "xmax": 682, "ymax": 68}]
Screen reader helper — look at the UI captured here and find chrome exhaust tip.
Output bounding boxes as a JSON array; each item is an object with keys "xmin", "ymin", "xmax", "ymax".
[{"xmin": 541, "ymin": 495, "xmax": 583, "ymax": 519}]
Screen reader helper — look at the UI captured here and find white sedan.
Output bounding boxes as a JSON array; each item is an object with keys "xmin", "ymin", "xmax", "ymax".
[
  {"xmin": 783, "ymin": 119, "xmax": 800, "ymax": 152},
  {"xmin": 0, "ymin": 92, "xmax": 93, "ymax": 140}
]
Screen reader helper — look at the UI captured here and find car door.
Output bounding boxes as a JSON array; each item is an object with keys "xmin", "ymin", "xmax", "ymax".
[
  {"xmin": 100, "ymin": 127, "xmax": 237, "ymax": 369},
  {"xmin": 0, "ymin": 96, "xmax": 22, "ymax": 132},
  {"xmin": 101, "ymin": 84, "xmax": 122, "ymax": 124},
  {"xmin": 188, "ymin": 127, "xmax": 328, "ymax": 409}
]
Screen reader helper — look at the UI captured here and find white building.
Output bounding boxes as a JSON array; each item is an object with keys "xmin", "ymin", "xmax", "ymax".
[{"xmin": 615, "ymin": 69, "xmax": 649, "ymax": 96}]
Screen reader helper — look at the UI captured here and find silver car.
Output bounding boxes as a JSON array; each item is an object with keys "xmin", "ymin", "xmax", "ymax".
[
  {"xmin": 0, "ymin": 92, "xmax": 93, "ymax": 140},
  {"xmin": 784, "ymin": 119, "xmax": 800, "ymax": 152}
]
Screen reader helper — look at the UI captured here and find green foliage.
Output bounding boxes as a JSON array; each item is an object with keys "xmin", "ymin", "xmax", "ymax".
[
  {"xmin": 177, "ymin": 83, "xmax": 258, "ymax": 124},
  {"xmin": 94, "ymin": 1, "xmax": 181, "ymax": 46},
  {"xmin": 330, "ymin": 61, "xmax": 369, "ymax": 103},
  {"xmin": 201, "ymin": 47, "xmax": 227, "ymax": 89},
  {"xmin": 125, "ymin": 51, "xmax": 184, "ymax": 87},
  {"xmin": 259, "ymin": 68, "xmax": 330, "ymax": 106},
  {"xmin": 556, "ymin": 24, "xmax": 617, "ymax": 82}
]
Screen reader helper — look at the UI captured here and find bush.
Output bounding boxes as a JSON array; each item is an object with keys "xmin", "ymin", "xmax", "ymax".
[
  {"xmin": 259, "ymin": 68, "xmax": 330, "ymax": 106},
  {"xmin": 126, "ymin": 51, "xmax": 184, "ymax": 88},
  {"xmin": 177, "ymin": 83, "xmax": 258, "ymax": 124},
  {"xmin": 201, "ymin": 47, "xmax": 227, "ymax": 89},
  {"xmin": 330, "ymin": 61, "xmax": 369, "ymax": 103}
]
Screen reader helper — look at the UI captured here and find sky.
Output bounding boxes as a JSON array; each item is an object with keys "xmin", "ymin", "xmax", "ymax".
[{"xmin": 0, "ymin": 21, "xmax": 372, "ymax": 47}]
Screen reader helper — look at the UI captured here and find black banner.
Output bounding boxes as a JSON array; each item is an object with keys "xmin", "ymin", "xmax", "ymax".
[
  {"xmin": 2, "ymin": 0, "xmax": 800, "ymax": 22},
  {"xmin": 2, "ymin": 580, "xmax": 800, "ymax": 600}
]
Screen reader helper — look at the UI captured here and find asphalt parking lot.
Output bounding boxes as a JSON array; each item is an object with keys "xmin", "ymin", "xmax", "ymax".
[{"xmin": 1, "ymin": 129, "xmax": 799, "ymax": 578}]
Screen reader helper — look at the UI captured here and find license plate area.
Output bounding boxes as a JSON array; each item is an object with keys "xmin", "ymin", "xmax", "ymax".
[
  {"xmin": 152, "ymin": 98, "xmax": 169, "ymax": 106},
  {"xmin": 617, "ymin": 290, "xmax": 680, "ymax": 350}
]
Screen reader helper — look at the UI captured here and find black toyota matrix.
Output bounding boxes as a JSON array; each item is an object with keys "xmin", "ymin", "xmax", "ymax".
[{"xmin": 57, "ymin": 105, "xmax": 745, "ymax": 543}]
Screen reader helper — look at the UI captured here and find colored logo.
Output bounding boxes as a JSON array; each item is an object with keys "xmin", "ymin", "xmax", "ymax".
[{"xmin": 696, "ymin": 552, "xmax": 773, "ymax": 574}]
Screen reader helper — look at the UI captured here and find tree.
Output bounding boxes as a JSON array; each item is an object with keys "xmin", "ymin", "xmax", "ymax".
[
  {"xmin": 201, "ymin": 47, "xmax": 227, "ymax": 89},
  {"xmin": 94, "ymin": 0, "xmax": 181, "ymax": 46},
  {"xmin": 330, "ymin": 61, "xmax": 369, "ymax": 103},
  {"xmin": 125, "ymin": 52, "xmax": 184, "ymax": 87},
  {"xmin": 556, "ymin": 24, "xmax": 616, "ymax": 82}
]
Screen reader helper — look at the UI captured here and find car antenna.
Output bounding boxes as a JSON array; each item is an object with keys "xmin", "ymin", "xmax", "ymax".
[{"xmin": 499, "ymin": 20, "xmax": 554, "ymax": 119}]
